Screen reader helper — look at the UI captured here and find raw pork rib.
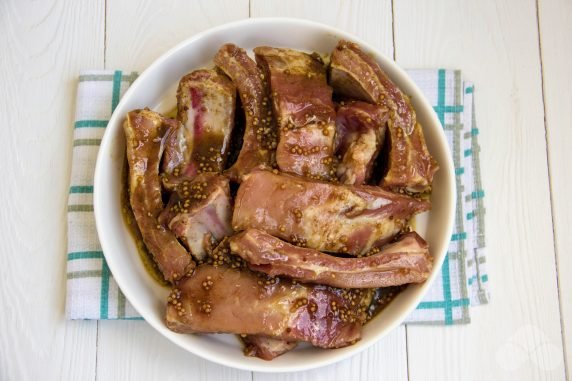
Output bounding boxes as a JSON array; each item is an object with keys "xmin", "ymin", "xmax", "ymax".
[
  {"xmin": 230, "ymin": 229, "xmax": 432, "ymax": 288},
  {"xmin": 214, "ymin": 44, "xmax": 277, "ymax": 181},
  {"xmin": 255, "ymin": 47, "xmax": 336, "ymax": 180},
  {"xmin": 241, "ymin": 336, "xmax": 297, "ymax": 361},
  {"xmin": 162, "ymin": 69, "xmax": 236, "ymax": 180},
  {"xmin": 330, "ymin": 40, "xmax": 438, "ymax": 192},
  {"xmin": 124, "ymin": 109, "xmax": 194, "ymax": 282},
  {"xmin": 165, "ymin": 265, "xmax": 371, "ymax": 348},
  {"xmin": 159, "ymin": 172, "xmax": 233, "ymax": 261},
  {"xmin": 232, "ymin": 169, "xmax": 430, "ymax": 256},
  {"xmin": 335, "ymin": 101, "xmax": 389, "ymax": 185}
]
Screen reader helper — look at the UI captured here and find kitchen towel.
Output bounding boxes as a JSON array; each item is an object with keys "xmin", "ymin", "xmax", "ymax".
[{"xmin": 66, "ymin": 69, "xmax": 488, "ymax": 324}]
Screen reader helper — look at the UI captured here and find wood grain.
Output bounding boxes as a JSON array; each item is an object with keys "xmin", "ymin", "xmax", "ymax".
[
  {"xmin": 0, "ymin": 0, "xmax": 104, "ymax": 380},
  {"xmin": 538, "ymin": 0, "xmax": 572, "ymax": 375},
  {"xmin": 250, "ymin": 0, "xmax": 394, "ymax": 58},
  {"xmin": 394, "ymin": 0, "xmax": 566, "ymax": 379},
  {"xmin": 97, "ymin": 321, "xmax": 251, "ymax": 381},
  {"xmin": 105, "ymin": 0, "xmax": 250, "ymax": 71},
  {"xmin": 250, "ymin": 1, "xmax": 407, "ymax": 380}
]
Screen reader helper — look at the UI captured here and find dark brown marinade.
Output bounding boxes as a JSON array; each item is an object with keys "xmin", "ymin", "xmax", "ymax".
[
  {"xmin": 225, "ymin": 95, "xmax": 246, "ymax": 170},
  {"xmin": 366, "ymin": 286, "xmax": 406, "ymax": 322},
  {"xmin": 191, "ymin": 132, "xmax": 228, "ymax": 174},
  {"xmin": 368, "ymin": 125, "xmax": 391, "ymax": 185}
]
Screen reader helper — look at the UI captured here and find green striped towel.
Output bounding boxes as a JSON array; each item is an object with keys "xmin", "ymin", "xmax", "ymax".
[{"xmin": 66, "ymin": 70, "xmax": 488, "ymax": 324}]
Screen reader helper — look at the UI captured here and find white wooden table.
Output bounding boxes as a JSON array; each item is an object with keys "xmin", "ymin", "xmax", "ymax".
[{"xmin": 1, "ymin": 0, "xmax": 570, "ymax": 380}]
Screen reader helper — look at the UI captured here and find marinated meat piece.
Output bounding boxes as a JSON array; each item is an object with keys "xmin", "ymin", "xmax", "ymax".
[
  {"xmin": 161, "ymin": 69, "xmax": 236, "ymax": 181},
  {"xmin": 232, "ymin": 169, "xmax": 430, "ymax": 256},
  {"xmin": 330, "ymin": 42, "xmax": 409, "ymax": 113},
  {"xmin": 242, "ymin": 336, "xmax": 297, "ymax": 361},
  {"xmin": 329, "ymin": 41, "xmax": 438, "ymax": 192},
  {"xmin": 161, "ymin": 121, "xmax": 187, "ymax": 178},
  {"xmin": 214, "ymin": 44, "xmax": 276, "ymax": 181},
  {"xmin": 254, "ymin": 47, "xmax": 336, "ymax": 180},
  {"xmin": 124, "ymin": 109, "xmax": 194, "ymax": 282},
  {"xmin": 230, "ymin": 229, "xmax": 432, "ymax": 288},
  {"xmin": 159, "ymin": 173, "xmax": 233, "ymax": 261},
  {"xmin": 335, "ymin": 101, "xmax": 389, "ymax": 185},
  {"xmin": 165, "ymin": 265, "xmax": 371, "ymax": 348}
]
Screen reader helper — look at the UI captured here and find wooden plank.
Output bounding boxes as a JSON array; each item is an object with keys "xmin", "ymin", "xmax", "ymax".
[
  {"xmin": 538, "ymin": 0, "xmax": 572, "ymax": 376},
  {"xmin": 97, "ymin": 321, "xmax": 251, "ymax": 381},
  {"xmin": 250, "ymin": 1, "xmax": 407, "ymax": 381},
  {"xmin": 98, "ymin": 1, "xmax": 251, "ymax": 380},
  {"xmin": 250, "ymin": 0, "xmax": 394, "ymax": 58},
  {"xmin": 393, "ymin": 0, "xmax": 566, "ymax": 379},
  {"xmin": 0, "ymin": 0, "xmax": 104, "ymax": 380},
  {"xmin": 105, "ymin": 0, "xmax": 249, "ymax": 71}
]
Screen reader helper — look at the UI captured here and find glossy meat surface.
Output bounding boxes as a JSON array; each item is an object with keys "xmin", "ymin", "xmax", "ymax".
[
  {"xmin": 232, "ymin": 169, "xmax": 430, "ymax": 255},
  {"xmin": 159, "ymin": 173, "xmax": 233, "ymax": 261},
  {"xmin": 254, "ymin": 47, "xmax": 336, "ymax": 180},
  {"xmin": 123, "ymin": 109, "xmax": 194, "ymax": 282},
  {"xmin": 165, "ymin": 265, "xmax": 370, "ymax": 348},
  {"xmin": 335, "ymin": 101, "xmax": 389, "ymax": 185},
  {"xmin": 214, "ymin": 44, "xmax": 277, "ymax": 181},
  {"xmin": 241, "ymin": 336, "xmax": 297, "ymax": 361},
  {"xmin": 330, "ymin": 41, "xmax": 438, "ymax": 192},
  {"xmin": 162, "ymin": 69, "xmax": 236, "ymax": 179},
  {"xmin": 230, "ymin": 229, "xmax": 432, "ymax": 288}
]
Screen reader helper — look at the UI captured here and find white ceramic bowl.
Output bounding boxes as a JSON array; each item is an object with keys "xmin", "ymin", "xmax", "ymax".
[{"xmin": 94, "ymin": 18, "xmax": 455, "ymax": 373}]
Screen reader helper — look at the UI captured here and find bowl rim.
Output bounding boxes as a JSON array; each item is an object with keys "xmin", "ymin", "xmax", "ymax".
[{"xmin": 94, "ymin": 16, "xmax": 455, "ymax": 373}]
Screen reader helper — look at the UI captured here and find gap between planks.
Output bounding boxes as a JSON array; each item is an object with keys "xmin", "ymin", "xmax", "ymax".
[{"xmin": 534, "ymin": 0, "xmax": 570, "ymax": 378}]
